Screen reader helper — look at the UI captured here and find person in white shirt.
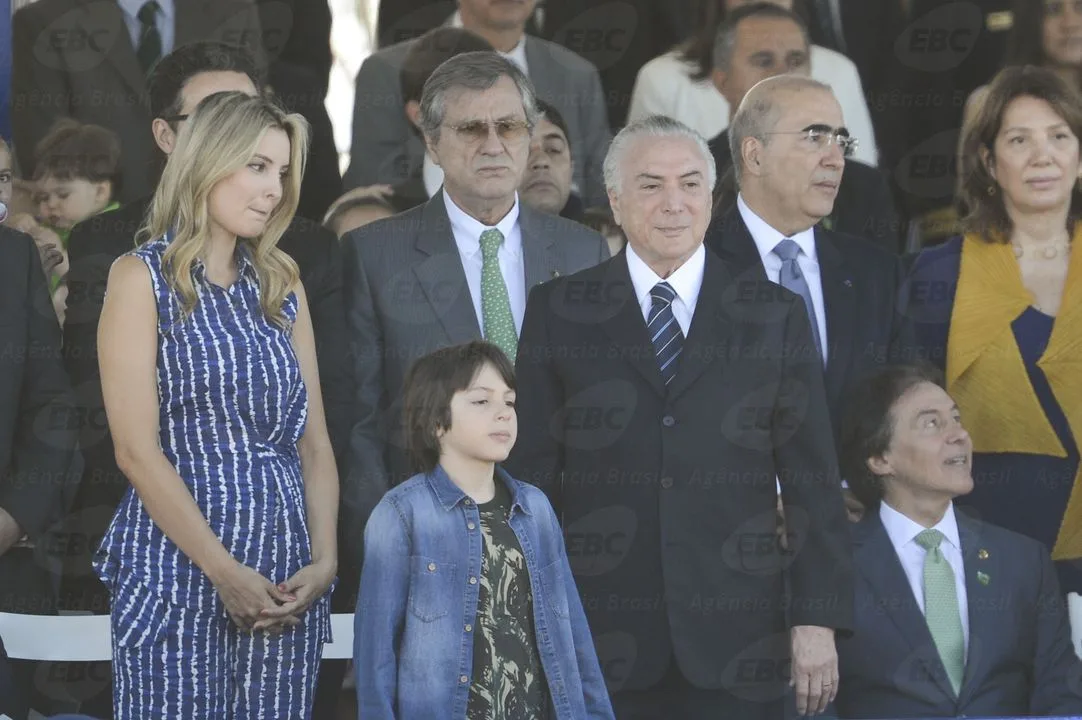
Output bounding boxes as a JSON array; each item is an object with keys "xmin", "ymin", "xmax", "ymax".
[
  {"xmin": 628, "ymin": 0, "xmax": 878, "ymax": 167},
  {"xmin": 834, "ymin": 363, "xmax": 1082, "ymax": 719}
]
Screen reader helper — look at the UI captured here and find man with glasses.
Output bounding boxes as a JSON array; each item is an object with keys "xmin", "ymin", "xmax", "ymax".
[
  {"xmin": 704, "ymin": 3, "xmax": 899, "ymax": 253},
  {"xmin": 705, "ymin": 73, "xmax": 903, "ymax": 518},
  {"xmin": 341, "ymin": 51, "xmax": 608, "ymax": 534}
]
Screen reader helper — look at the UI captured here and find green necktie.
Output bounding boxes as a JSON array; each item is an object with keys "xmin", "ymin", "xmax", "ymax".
[
  {"xmin": 479, "ymin": 228, "xmax": 517, "ymax": 362},
  {"xmin": 915, "ymin": 528, "xmax": 966, "ymax": 695},
  {"xmin": 136, "ymin": 1, "xmax": 162, "ymax": 76}
]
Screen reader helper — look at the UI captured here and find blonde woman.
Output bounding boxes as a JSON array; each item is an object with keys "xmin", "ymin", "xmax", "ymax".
[{"xmin": 95, "ymin": 91, "xmax": 338, "ymax": 719}]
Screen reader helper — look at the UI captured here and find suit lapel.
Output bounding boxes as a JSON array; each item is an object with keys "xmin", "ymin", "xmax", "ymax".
[
  {"xmin": 75, "ymin": 0, "xmax": 146, "ymax": 97},
  {"xmin": 854, "ymin": 514, "xmax": 959, "ymax": 702},
  {"xmin": 704, "ymin": 208, "xmax": 767, "ymax": 282},
  {"xmin": 519, "ymin": 205, "xmax": 558, "ymax": 293},
  {"xmin": 667, "ymin": 251, "xmax": 731, "ymax": 401},
  {"xmin": 956, "ymin": 513, "xmax": 1001, "ymax": 708},
  {"xmin": 411, "ymin": 197, "xmax": 481, "ymax": 344},
  {"xmin": 815, "ymin": 228, "xmax": 855, "ymax": 410},
  {"xmin": 600, "ymin": 254, "xmax": 666, "ymax": 397}
]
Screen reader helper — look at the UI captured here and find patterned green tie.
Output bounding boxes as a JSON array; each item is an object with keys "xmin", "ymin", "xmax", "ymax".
[
  {"xmin": 915, "ymin": 529, "xmax": 966, "ymax": 695},
  {"xmin": 479, "ymin": 228, "xmax": 517, "ymax": 362}
]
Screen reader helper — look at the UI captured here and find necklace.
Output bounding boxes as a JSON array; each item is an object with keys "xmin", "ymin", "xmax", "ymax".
[{"xmin": 1012, "ymin": 241, "xmax": 1072, "ymax": 260}]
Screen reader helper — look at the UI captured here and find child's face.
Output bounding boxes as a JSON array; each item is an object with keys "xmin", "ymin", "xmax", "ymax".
[
  {"xmin": 36, "ymin": 175, "xmax": 111, "ymax": 230},
  {"xmin": 0, "ymin": 148, "xmax": 12, "ymax": 207},
  {"xmin": 439, "ymin": 362, "xmax": 518, "ymax": 465}
]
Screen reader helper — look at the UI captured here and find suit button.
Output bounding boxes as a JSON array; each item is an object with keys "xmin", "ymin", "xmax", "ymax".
[
  {"xmin": 661, "ymin": 477, "xmax": 674, "ymax": 489},
  {"xmin": 662, "ymin": 415, "xmax": 675, "ymax": 427}
]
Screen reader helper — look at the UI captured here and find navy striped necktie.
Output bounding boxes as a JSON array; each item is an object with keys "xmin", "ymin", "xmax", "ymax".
[{"xmin": 648, "ymin": 282, "xmax": 683, "ymax": 385}]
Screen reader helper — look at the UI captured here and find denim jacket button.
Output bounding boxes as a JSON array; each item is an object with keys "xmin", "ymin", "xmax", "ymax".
[
  {"xmin": 464, "ymin": 499, "xmax": 473, "ymax": 506},
  {"xmin": 465, "ymin": 624, "xmax": 473, "ymax": 632},
  {"xmin": 469, "ymin": 576, "xmax": 477, "ymax": 585},
  {"xmin": 427, "ymin": 562, "xmax": 437, "ymax": 572},
  {"xmin": 467, "ymin": 522, "xmax": 476, "ymax": 530},
  {"xmin": 460, "ymin": 675, "xmax": 469, "ymax": 684}
]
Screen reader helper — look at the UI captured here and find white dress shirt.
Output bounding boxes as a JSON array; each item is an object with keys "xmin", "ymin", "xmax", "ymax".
[
  {"xmin": 443, "ymin": 190, "xmax": 527, "ymax": 335},
  {"xmin": 117, "ymin": 0, "xmax": 175, "ymax": 57},
  {"xmin": 624, "ymin": 243, "xmax": 705, "ymax": 337},
  {"xmin": 880, "ymin": 500, "xmax": 971, "ymax": 654},
  {"xmin": 627, "ymin": 45, "xmax": 878, "ymax": 167},
  {"xmin": 450, "ymin": 12, "xmax": 530, "ymax": 76},
  {"xmin": 737, "ymin": 195, "xmax": 829, "ymax": 364}
]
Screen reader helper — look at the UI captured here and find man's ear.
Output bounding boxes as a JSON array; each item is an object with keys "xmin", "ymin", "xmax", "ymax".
[
  {"xmin": 151, "ymin": 118, "xmax": 178, "ymax": 155},
  {"xmin": 608, "ymin": 190, "xmax": 621, "ymax": 225},
  {"xmin": 866, "ymin": 453, "xmax": 892, "ymax": 480},
  {"xmin": 711, "ymin": 68, "xmax": 729, "ymax": 98},
  {"xmin": 742, "ymin": 136, "xmax": 764, "ymax": 178},
  {"xmin": 405, "ymin": 100, "xmax": 422, "ymax": 131}
]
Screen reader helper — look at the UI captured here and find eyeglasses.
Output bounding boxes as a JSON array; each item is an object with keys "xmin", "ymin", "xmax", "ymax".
[
  {"xmin": 445, "ymin": 119, "xmax": 532, "ymax": 144},
  {"xmin": 764, "ymin": 125, "xmax": 859, "ymax": 157}
]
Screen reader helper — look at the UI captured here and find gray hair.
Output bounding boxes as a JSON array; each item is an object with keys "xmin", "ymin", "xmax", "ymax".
[
  {"xmin": 729, "ymin": 74, "xmax": 833, "ymax": 184},
  {"xmin": 603, "ymin": 115, "xmax": 717, "ymax": 196},
  {"xmin": 419, "ymin": 51, "xmax": 540, "ymax": 143},
  {"xmin": 712, "ymin": 2, "xmax": 809, "ymax": 72}
]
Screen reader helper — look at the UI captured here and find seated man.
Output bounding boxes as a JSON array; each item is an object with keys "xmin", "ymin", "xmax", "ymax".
[
  {"xmin": 835, "ymin": 364, "xmax": 1082, "ymax": 718},
  {"xmin": 519, "ymin": 100, "xmax": 583, "ymax": 221}
]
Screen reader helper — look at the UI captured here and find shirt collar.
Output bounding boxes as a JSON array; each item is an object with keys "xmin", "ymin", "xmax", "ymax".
[
  {"xmin": 624, "ymin": 241, "xmax": 706, "ymax": 312},
  {"xmin": 449, "ymin": 11, "xmax": 529, "ymax": 74},
  {"xmin": 426, "ymin": 463, "xmax": 532, "ymax": 516},
  {"xmin": 737, "ymin": 194, "xmax": 818, "ymax": 265},
  {"xmin": 422, "ymin": 155, "xmax": 444, "ymax": 199},
  {"xmin": 880, "ymin": 500, "xmax": 962, "ymax": 553},
  {"xmin": 117, "ymin": 0, "xmax": 174, "ymax": 23},
  {"xmin": 443, "ymin": 189, "xmax": 522, "ymax": 258}
]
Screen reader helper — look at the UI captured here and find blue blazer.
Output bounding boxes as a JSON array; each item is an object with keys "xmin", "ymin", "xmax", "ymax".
[
  {"xmin": 896, "ymin": 236, "xmax": 961, "ymax": 370},
  {"xmin": 836, "ymin": 509, "xmax": 1082, "ymax": 718}
]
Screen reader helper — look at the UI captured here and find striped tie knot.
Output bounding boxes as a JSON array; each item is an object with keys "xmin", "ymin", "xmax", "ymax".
[{"xmin": 650, "ymin": 281, "xmax": 676, "ymax": 306}]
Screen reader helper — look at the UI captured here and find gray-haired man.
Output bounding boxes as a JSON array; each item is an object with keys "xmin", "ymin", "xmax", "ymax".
[
  {"xmin": 340, "ymin": 51, "xmax": 608, "ymax": 555},
  {"xmin": 507, "ymin": 114, "xmax": 852, "ymax": 718}
]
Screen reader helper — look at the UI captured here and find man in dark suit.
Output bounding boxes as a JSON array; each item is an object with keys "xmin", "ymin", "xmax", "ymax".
[
  {"xmin": 342, "ymin": 52, "xmax": 608, "ymax": 565},
  {"xmin": 706, "ymin": 69, "xmax": 902, "ymax": 446},
  {"xmin": 13, "ymin": 0, "xmax": 264, "ymax": 204},
  {"xmin": 836, "ymin": 363, "xmax": 1082, "ymax": 717},
  {"xmin": 707, "ymin": 3, "xmax": 900, "ymax": 253},
  {"xmin": 345, "ymin": 0, "xmax": 613, "ymax": 208},
  {"xmin": 506, "ymin": 113, "xmax": 852, "ymax": 719},
  {"xmin": 1, "ymin": 226, "xmax": 81, "ymax": 719}
]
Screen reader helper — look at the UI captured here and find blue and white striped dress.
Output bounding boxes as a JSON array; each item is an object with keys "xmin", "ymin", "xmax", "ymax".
[{"xmin": 94, "ymin": 234, "xmax": 331, "ymax": 719}]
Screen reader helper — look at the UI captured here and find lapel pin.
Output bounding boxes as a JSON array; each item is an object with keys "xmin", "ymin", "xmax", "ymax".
[
  {"xmin": 843, "ymin": 279, "xmax": 853, "ymax": 288},
  {"xmin": 977, "ymin": 571, "xmax": 990, "ymax": 585},
  {"xmin": 552, "ymin": 270, "xmax": 560, "ymax": 279},
  {"xmin": 978, "ymin": 549, "xmax": 989, "ymax": 560}
]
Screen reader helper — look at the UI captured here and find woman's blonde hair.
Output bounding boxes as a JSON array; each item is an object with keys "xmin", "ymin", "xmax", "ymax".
[{"xmin": 141, "ymin": 91, "xmax": 310, "ymax": 326}]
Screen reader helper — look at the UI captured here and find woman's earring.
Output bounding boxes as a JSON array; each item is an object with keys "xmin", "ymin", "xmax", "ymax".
[{"xmin": 987, "ymin": 184, "xmax": 996, "ymax": 196}]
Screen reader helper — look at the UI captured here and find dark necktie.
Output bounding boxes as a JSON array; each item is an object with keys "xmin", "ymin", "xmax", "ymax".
[
  {"xmin": 648, "ymin": 282, "xmax": 683, "ymax": 386},
  {"xmin": 136, "ymin": 1, "xmax": 162, "ymax": 76}
]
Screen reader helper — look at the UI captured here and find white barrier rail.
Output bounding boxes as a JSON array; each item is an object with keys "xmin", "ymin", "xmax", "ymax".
[{"xmin": 0, "ymin": 613, "xmax": 356, "ymax": 661}]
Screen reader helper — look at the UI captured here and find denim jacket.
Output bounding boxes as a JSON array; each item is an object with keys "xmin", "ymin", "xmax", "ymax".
[{"xmin": 354, "ymin": 465, "xmax": 614, "ymax": 719}]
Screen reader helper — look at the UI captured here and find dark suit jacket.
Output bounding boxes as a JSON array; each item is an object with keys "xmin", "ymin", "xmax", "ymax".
[
  {"xmin": 705, "ymin": 207, "xmax": 903, "ymax": 446},
  {"xmin": 540, "ymin": 0, "xmax": 690, "ymax": 128},
  {"xmin": 12, "ymin": 0, "xmax": 264, "ymax": 204},
  {"xmin": 894, "ymin": 235, "xmax": 961, "ymax": 371},
  {"xmin": 342, "ymin": 35, "xmax": 612, "ymax": 208},
  {"xmin": 256, "ymin": 0, "xmax": 332, "ymax": 97},
  {"xmin": 0, "ymin": 227, "xmax": 80, "ymax": 542},
  {"xmin": 267, "ymin": 59, "xmax": 341, "ymax": 222},
  {"xmin": 708, "ymin": 130, "xmax": 901, "ymax": 253},
  {"xmin": 341, "ymin": 194, "xmax": 609, "ymax": 563},
  {"xmin": 837, "ymin": 509, "xmax": 1082, "ymax": 718},
  {"xmin": 62, "ymin": 198, "xmax": 351, "ymax": 565},
  {"xmin": 504, "ymin": 248, "xmax": 853, "ymax": 698}
]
